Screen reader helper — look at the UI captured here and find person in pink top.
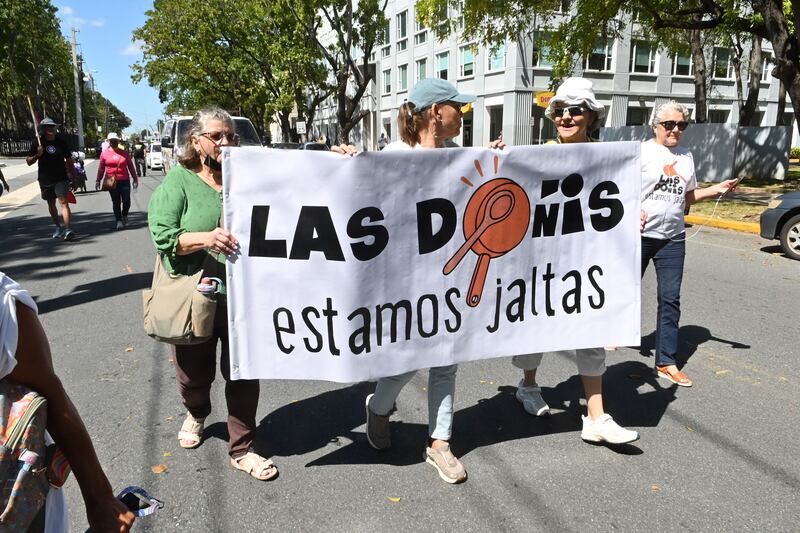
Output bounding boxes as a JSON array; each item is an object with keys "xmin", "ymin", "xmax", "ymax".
[{"xmin": 96, "ymin": 132, "xmax": 139, "ymax": 230}]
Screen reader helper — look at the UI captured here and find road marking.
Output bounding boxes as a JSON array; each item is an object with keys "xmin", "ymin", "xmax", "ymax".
[{"xmin": 0, "ymin": 181, "xmax": 40, "ymax": 219}]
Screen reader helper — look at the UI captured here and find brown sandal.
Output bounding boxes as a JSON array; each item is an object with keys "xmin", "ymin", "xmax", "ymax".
[{"xmin": 230, "ymin": 452, "xmax": 278, "ymax": 481}]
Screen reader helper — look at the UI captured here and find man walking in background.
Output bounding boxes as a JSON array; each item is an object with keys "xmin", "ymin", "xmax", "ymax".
[
  {"xmin": 25, "ymin": 118, "xmax": 77, "ymax": 240},
  {"xmin": 132, "ymin": 138, "xmax": 147, "ymax": 177}
]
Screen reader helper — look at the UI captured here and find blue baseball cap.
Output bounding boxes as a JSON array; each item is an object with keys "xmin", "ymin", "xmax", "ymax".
[{"xmin": 408, "ymin": 78, "xmax": 476, "ymax": 110}]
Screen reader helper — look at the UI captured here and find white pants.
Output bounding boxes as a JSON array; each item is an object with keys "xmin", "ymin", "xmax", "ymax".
[{"xmin": 512, "ymin": 348, "xmax": 606, "ymax": 377}]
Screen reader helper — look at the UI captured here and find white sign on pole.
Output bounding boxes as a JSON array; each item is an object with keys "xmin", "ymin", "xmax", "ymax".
[
  {"xmin": 296, "ymin": 121, "xmax": 306, "ymax": 135},
  {"xmin": 223, "ymin": 143, "xmax": 642, "ymax": 382}
]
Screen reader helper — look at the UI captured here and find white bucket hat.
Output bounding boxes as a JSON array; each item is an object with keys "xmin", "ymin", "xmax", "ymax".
[
  {"xmin": 545, "ymin": 78, "xmax": 606, "ymax": 124},
  {"xmin": 107, "ymin": 132, "xmax": 121, "ymax": 141}
]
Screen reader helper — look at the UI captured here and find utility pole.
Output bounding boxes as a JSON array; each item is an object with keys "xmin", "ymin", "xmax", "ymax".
[{"xmin": 71, "ymin": 28, "xmax": 85, "ymax": 150}]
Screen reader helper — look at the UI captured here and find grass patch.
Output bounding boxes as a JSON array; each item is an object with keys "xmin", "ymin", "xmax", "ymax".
[{"xmin": 687, "ymin": 199, "xmax": 765, "ymax": 222}]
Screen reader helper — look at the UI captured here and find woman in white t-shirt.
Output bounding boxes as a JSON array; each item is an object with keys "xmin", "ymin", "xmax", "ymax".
[
  {"xmin": 641, "ymin": 102, "xmax": 737, "ymax": 387},
  {"xmin": 0, "ymin": 272, "xmax": 135, "ymax": 532},
  {"xmin": 364, "ymin": 78, "xmax": 503, "ymax": 484}
]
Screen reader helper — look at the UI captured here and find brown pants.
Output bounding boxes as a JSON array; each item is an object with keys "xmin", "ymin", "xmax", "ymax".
[{"xmin": 173, "ymin": 305, "xmax": 259, "ymax": 458}]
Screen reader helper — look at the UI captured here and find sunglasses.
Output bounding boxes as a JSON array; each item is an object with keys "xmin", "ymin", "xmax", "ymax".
[
  {"xmin": 553, "ymin": 105, "xmax": 587, "ymax": 118},
  {"xmin": 200, "ymin": 131, "xmax": 240, "ymax": 146},
  {"xmin": 659, "ymin": 120, "xmax": 689, "ymax": 131}
]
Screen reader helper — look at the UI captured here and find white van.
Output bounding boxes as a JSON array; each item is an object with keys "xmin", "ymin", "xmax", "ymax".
[
  {"xmin": 146, "ymin": 142, "xmax": 163, "ymax": 171},
  {"xmin": 160, "ymin": 115, "xmax": 262, "ymax": 171}
]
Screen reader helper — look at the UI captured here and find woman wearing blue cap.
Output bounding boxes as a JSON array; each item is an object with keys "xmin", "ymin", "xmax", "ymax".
[{"xmin": 364, "ymin": 78, "xmax": 503, "ymax": 484}]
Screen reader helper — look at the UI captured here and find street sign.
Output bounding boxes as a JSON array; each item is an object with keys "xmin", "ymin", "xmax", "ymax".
[
  {"xmin": 535, "ymin": 91, "xmax": 555, "ymax": 109},
  {"xmin": 296, "ymin": 121, "xmax": 306, "ymax": 135}
]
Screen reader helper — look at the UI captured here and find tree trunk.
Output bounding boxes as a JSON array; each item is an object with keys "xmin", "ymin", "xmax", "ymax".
[
  {"xmin": 754, "ymin": 0, "xmax": 800, "ymax": 138},
  {"xmin": 776, "ymin": 80, "xmax": 787, "ymax": 125},
  {"xmin": 740, "ymin": 36, "xmax": 762, "ymax": 126},
  {"xmin": 689, "ymin": 29, "xmax": 708, "ymax": 123}
]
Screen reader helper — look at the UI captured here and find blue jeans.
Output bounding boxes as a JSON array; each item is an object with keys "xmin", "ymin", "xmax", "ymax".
[
  {"xmin": 109, "ymin": 180, "xmax": 131, "ymax": 221},
  {"xmin": 641, "ymin": 235, "xmax": 685, "ymax": 367},
  {"xmin": 369, "ymin": 365, "xmax": 457, "ymax": 441}
]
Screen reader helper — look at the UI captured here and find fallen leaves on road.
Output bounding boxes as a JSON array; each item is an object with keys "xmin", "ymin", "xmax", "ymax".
[
  {"xmin": 479, "ymin": 379, "xmax": 496, "ymax": 385},
  {"xmin": 650, "ymin": 485, "xmax": 661, "ymax": 493},
  {"xmin": 124, "ymin": 346, "xmax": 134, "ymax": 353},
  {"xmin": 387, "ymin": 497, "xmax": 401, "ymax": 503},
  {"xmin": 714, "ymin": 369, "xmax": 730, "ymax": 376},
  {"xmin": 151, "ymin": 464, "xmax": 168, "ymax": 474},
  {"xmin": 164, "ymin": 416, "xmax": 175, "ymax": 422},
  {"xmin": 163, "ymin": 452, "xmax": 172, "ymax": 457},
  {"xmin": 126, "ymin": 265, "xmax": 133, "ymax": 273},
  {"xmin": 686, "ymin": 426, "xmax": 695, "ymax": 432}
]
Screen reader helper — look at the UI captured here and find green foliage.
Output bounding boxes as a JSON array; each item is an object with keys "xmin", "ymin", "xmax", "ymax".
[
  {"xmin": 790, "ymin": 146, "xmax": 800, "ymax": 160},
  {"xmin": 132, "ymin": 0, "xmax": 331, "ymax": 140}
]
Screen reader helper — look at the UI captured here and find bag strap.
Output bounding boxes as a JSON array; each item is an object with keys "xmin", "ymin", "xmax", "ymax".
[{"xmin": 4, "ymin": 394, "xmax": 47, "ymax": 450}]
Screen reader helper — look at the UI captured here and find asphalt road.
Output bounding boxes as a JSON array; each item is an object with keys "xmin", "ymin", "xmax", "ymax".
[{"xmin": 1, "ymin": 158, "xmax": 798, "ymax": 532}]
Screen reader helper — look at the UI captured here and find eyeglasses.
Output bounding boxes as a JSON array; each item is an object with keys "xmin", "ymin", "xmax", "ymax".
[
  {"xmin": 200, "ymin": 131, "xmax": 239, "ymax": 146},
  {"xmin": 553, "ymin": 105, "xmax": 587, "ymax": 118},
  {"xmin": 659, "ymin": 120, "xmax": 689, "ymax": 131}
]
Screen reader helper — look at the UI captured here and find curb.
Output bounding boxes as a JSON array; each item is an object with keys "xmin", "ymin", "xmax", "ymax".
[{"xmin": 684, "ymin": 215, "xmax": 760, "ymax": 235}]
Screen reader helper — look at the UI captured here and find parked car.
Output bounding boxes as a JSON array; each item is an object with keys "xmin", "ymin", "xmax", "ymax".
[
  {"xmin": 160, "ymin": 115, "xmax": 262, "ymax": 171},
  {"xmin": 298, "ymin": 142, "xmax": 330, "ymax": 151},
  {"xmin": 146, "ymin": 143, "xmax": 163, "ymax": 171},
  {"xmin": 760, "ymin": 190, "xmax": 800, "ymax": 260},
  {"xmin": 270, "ymin": 142, "xmax": 300, "ymax": 150}
]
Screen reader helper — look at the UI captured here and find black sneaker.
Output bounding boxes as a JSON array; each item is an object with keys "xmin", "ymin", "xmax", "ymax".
[
  {"xmin": 62, "ymin": 229, "xmax": 75, "ymax": 241},
  {"xmin": 365, "ymin": 394, "xmax": 391, "ymax": 450}
]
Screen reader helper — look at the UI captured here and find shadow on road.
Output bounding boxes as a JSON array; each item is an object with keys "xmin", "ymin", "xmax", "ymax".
[
  {"xmin": 638, "ymin": 324, "xmax": 750, "ymax": 365},
  {"xmin": 35, "ymin": 272, "xmax": 152, "ymax": 314}
]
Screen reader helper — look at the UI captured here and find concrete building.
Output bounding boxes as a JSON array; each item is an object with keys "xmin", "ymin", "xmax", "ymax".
[{"xmin": 311, "ymin": 1, "xmax": 795, "ymax": 150}]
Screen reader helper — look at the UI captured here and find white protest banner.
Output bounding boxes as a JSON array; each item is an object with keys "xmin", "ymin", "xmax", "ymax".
[{"xmin": 223, "ymin": 143, "xmax": 641, "ymax": 382}]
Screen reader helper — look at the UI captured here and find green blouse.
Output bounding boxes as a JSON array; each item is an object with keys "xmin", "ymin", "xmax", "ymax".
[{"xmin": 147, "ymin": 165, "xmax": 225, "ymax": 276}]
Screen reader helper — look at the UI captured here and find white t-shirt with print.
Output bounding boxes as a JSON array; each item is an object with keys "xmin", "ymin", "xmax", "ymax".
[{"xmin": 640, "ymin": 139, "xmax": 697, "ymax": 240}]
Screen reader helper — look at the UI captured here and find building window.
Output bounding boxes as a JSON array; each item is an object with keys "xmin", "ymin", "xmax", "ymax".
[
  {"xmin": 380, "ymin": 19, "xmax": 390, "ymax": 44},
  {"xmin": 436, "ymin": 52, "xmax": 449, "ymax": 80},
  {"xmin": 381, "ymin": 45, "xmax": 391, "ymax": 58},
  {"xmin": 585, "ymin": 39, "xmax": 613, "ymax": 71},
  {"xmin": 673, "ymin": 52, "xmax": 694, "ymax": 76},
  {"xmin": 555, "ymin": 0, "xmax": 571, "ymax": 13},
  {"xmin": 630, "ymin": 40, "xmax": 656, "ymax": 73},
  {"xmin": 382, "ymin": 69, "xmax": 391, "ymax": 95},
  {"xmin": 533, "ymin": 31, "xmax": 553, "ymax": 68},
  {"xmin": 626, "ymin": 107, "xmax": 651, "ymax": 126},
  {"xmin": 713, "ymin": 48, "xmax": 734, "ymax": 79},
  {"xmin": 762, "ymin": 52, "xmax": 774, "ymax": 81},
  {"xmin": 416, "ymin": 58, "xmax": 427, "ymax": 81},
  {"xmin": 414, "ymin": 27, "xmax": 427, "ymax": 45},
  {"xmin": 396, "ymin": 10, "xmax": 407, "ymax": 51},
  {"xmin": 398, "ymin": 64, "xmax": 408, "ymax": 91},
  {"xmin": 459, "ymin": 45, "xmax": 475, "ymax": 77},
  {"xmin": 487, "ymin": 43, "xmax": 505, "ymax": 72},
  {"xmin": 708, "ymin": 109, "xmax": 729, "ymax": 123}
]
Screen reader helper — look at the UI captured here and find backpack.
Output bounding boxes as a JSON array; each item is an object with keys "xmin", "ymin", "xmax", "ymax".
[{"xmin": 0, "ymin": 378, "xmax": 50, "ymax": 530}]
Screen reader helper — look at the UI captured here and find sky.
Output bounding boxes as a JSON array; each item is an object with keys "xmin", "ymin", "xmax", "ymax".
[{"xmin": 54, "ymin": 1, "xmax": 163, "ymax": 135}]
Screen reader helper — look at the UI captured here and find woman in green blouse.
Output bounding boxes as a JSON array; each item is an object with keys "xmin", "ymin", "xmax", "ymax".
[{"xmin": 148, "ymin": 107, "xmax": 278, "ymax": 481}]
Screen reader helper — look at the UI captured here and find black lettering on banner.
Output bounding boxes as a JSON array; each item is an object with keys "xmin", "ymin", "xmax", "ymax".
[
  {"xmin": 543, "ymin": 263, "xmax": 556, "ymax": 316},
  {"xmin": 588, "ymin": 265, "xmax": 605, "ymax": 309},
  {"xmin": 529, "ymin": 266, "xmax": 539, "ymax": 316},
  {"xmin": 302, "ymin": 306, "xmax": 323, "ymax": 353},
  {"xmin": 444, "ymin": 288, "xmax": 462, "ymax": 332},
  {"xmin": 506, "ymin": 278, "xmax": 526, "ymax": 322},
  {"xmin": 532, "ymin": 204, "xmax": 559, "ymax": 238},
  {"xmin": 487, "ymin": 278, "xmax": 502, "ymax": 333},
  {"xmin": 289, "ymin": 206, "xmax": 345, "ymax": 261},
  {"xmin": 589, "ymin": 182, "xmax": 624, "ymax": 232},
  {"xmin": 561, "ymin": 270, "xmax": 582, "ymax": 314},
  {"xmin": 375, "ymin": 300, "xmax": 412, "ymax": 345},
  {"xmin": 347, "ymin": 207, "xmax": 389, "ymax": 261},
  {"xmin": 322, "ymin": 298, "xmax": 340, "ymax": 356},
  {"xmin": 273, "ymin": 307, "xmax": 295, "ymax": 354},
  {"xmin": 249, "ymin": 206, "xmax": 288, "ymax": 258},
  {"xmin": 561, "ymin": 173, "xmax": 585, "ymax": 235},
  {"xmin": 347, "ymin": 307, "xmax": 371, "ymax": 354},
  {"xmin": 416, "ymin": 294, "xmax": 439, "ymax": 338},
  {"xmin": 416, "ymin": 198, "xmax": 456, "ymax": 254}
]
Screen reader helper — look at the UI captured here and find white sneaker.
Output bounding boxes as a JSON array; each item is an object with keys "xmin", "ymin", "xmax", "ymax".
[
  {"xmin": 581, "ymin": 414, "xmax": 639, "ymax": 444},
  {"xmin": 52, "ymin": 227, "xmax": 64, "ymax": 238},
  {"xmin": 515, "ymin": 379, "xmax": 550, "ymax": 417},
  {"xmin": 115, "ymin": 220, "xmax": 124, "ymax": 230}
]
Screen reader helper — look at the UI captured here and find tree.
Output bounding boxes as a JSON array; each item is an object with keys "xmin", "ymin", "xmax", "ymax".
[
  {"xmin": 290, "ymin": 0, "xmax": 389, "ymax": 143},
  {"xmin": 133, "ymin": 0, "xmax": 331, "ymax": 142}
]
